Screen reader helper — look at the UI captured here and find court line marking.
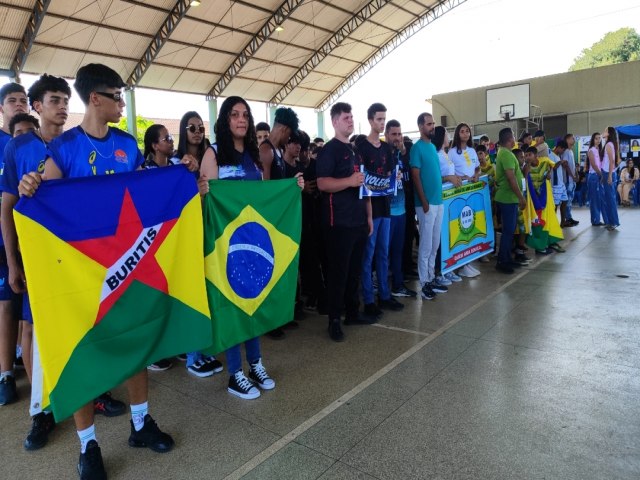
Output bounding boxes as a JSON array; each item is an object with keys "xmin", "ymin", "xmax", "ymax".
[{"xmin": 223, "ymin": 267, "xmax": 534, "ymax": 479}]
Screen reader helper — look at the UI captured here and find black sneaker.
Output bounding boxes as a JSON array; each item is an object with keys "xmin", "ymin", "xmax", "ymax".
[
  {"xmin": 344, "ymin": 314, "xmax": 376, "ymax": 325},
  {"xmin": 514, "ymin": 253, "xmax": 531, "ymax": 265},
  {"xmin": 429, "ymin": 282, "xmax": 448, "ymax": 294},
  {"xmin": 94, "ymin": 392, "xmax": 126, "ymax": 417},
  {"xmin": 391, "ymin": 285, "xmax": 417, "ymax": 297},
  {"xmin": 420, "ymin": 284, "xmax": 436, "ymax": 300},
  {"xmin": 147, "ymin": 358, "xmax": 173, "ymax": 371},
  {"xmin": 495, "ymin": 262, "xmax": 515, "ymax": 274},
  {"xmin": 363, "ymin": 302, "xmax": 383, "ymax": 319},
  {"xmin": 128, "ymin": 414, "xmax": 174, "ymax": 453},
  {"xmin": 248, "ymin": 359, "xmax": 275, "ymax": 390},
  {"xmin": 176, "ymin": 354, "xmax": 187, "ymax": 362},
  {"xmin": 203, "ymin": 356, "xmax": 224, "ymax": 374},
  {"xmin": 379, "ymin": 297, "xmax": 404, "ymax": 311},
  {"xmin": 187, "ymin": 358, "xmax": 217, "ymax": 378},
  {"xmin": 228, "ymin": 370, "xmax": 261, "ymax": 399},
  {"xmin": 266, "ymin": 327, "xmax": 286, "ymax": 340},
  {"xmin": 24, "ymin": 412, "xmax": 55, "ymax": 450},
  {"xmin": 0, "ymin": 374, "xmax": 17, "ymax": 405},
  {"xmin": 328, "ymin": 319, "xmax": 345, "ymax": 342},
  {"xmin": 78, "ymin": 440, "xmax": 106, "ymax": 480}
]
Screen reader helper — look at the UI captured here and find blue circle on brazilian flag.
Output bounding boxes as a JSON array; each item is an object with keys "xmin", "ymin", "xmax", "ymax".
[{"xmin": 227, "ymin": 222, "xmax": 275, "ymax": 299}]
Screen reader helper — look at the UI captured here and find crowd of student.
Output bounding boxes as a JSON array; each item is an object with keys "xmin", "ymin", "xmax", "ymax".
[{"xmin": 0, "ymin": 64, "xmax": 627, "ymax": 479}]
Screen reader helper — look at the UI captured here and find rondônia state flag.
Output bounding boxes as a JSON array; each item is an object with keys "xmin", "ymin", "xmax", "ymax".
[
  {"xmin": 203, "ymin": 178, "xmax": 301, "ymax": 354},
  {"xmin": 14, "ymin": 166, "xmax": 212, "ymax": 421}
]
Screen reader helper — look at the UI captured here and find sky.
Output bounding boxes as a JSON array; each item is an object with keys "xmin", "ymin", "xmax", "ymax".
[{"xmin": 9, "ymin": 0, "xmax": 640, "ymax": 138}]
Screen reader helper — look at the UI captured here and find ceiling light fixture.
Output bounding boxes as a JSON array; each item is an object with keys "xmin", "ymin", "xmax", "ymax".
[
  {"xmin": 275, "ymin": 26, "xmax": 284, "ymax": 32},
  {"xmin": 191, "ymin": 0, "xmax": 201, "ymax": 6}
]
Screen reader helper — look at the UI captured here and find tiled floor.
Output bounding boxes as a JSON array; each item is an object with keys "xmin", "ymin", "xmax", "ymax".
[{"xmin": 3, "ymin": 206, "xmax": 639, "ymax": 479}]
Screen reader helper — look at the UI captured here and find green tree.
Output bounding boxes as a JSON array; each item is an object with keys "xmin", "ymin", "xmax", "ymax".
[
  {"xmin": 111, "ymin": 115, "xmax": 154, "ymax": 150},
  {"xmin": 569, "ymin": 28, "xmax": 640, "ymax": 72}
]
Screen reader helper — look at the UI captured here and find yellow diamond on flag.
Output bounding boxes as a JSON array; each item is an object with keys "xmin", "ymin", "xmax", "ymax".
[{"xmin": 205, "ymin": 205, "xmax": 298, "ymax": 316}]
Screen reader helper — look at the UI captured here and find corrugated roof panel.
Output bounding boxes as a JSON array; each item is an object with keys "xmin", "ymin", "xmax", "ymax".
[
  {"xmin": 297, "ymin": 71, "xmax": 343, "ymax": 92},
  {"xmin": 368, "ymin": 3, "xmax": 416, "ymax": 30},
  {"xmin": 47, "ymin": 0, "xmax": 112, "ymax": 24},
  {"xmin": 87, "ymin": 29, "xmax": 150, "ymax": 59},
  {"xmin": 348, "ymin": 25, "xmax": 396, "ymax": 45},
  {"xmin": 288, "ymin": 2, "xmax": 351, "ymax": 31},
  {"xmin": 1, "ymin": 0, "xmax": 36, "ymax": 8},
  {"xmin": 281, "ymin": 87, "xmax": 328, "ymax": 109},
  {"xmin": 330, "ymin": 42, "xmax": 377, "ymax": 63},
  {"xmin": 170, "ymin": 18, "xmax": 246, "ymax": 54},
  {"xmin": 152, "ymin": 43, "xmax": 199, "ymax": 69},
  {"xmin": 139, "ymin": 63, "xmax": 184, "ymax": 89},
  {"xmin": 402, "ymin": 0, "xmax": 433, "ymax": 15},
  {"xmin": 271, "ymin": 21, "xmax": 330, "ymax": 50},
  {"xmin": 201, "ymin": 28, "xmax": 250, "ymax": 53},
  {"xmin": 188, "ymin": 48, "xmax": 235, "ymax": 73},
  {"xmin": 23, "ymin": 45, "xmax": 84, "ymax": 77},
  {"xmin": 315, "ymin": 55, "xmax": 360, "ymax": 77},
  {"xmin": 240, "ymin": 58, "xmax": 297, "ymax": 84},
  {"xmin": 0, "ymin": 6, "xmax": 30, "ymax": 38},
  {"xmin": 171, "ymin": 69, "xmax": 219, "ymax": 94},
  {"xmin": 252, "ymin": 41, "xmax": 311, "ymax": 68},
  {"xmin": 0, "ymin": 40, "xmax": 19, "ymax": 70},
  {"xmin": 36, "ymin": 16, "xmax": 98, "ymax": 47},
  {"xmin": 103, "ymin": 4, "xmax": 167, "ymax": 36},
  {"xmin": 223, "ymin": 77, "xmax": 281, "ymax": 102}
]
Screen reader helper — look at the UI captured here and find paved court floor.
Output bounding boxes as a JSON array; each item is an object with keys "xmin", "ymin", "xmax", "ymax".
[{"xmin": 2, "ymin": 206, "xmax": 639, "ymax": 479}]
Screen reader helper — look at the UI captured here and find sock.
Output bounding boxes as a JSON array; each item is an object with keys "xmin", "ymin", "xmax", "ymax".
[
  {"xmin": 16, "ymin": 345, "xmax": 22, "ymax": 358},
  {"xmin": 77, "ymin": 424, "xmax": 96, "ymax": 453},
  {"xmin": 0, "ymin": 370, "xmax": 13, "ymax": 380},
  {"xmin": 130, "ymin": 401, "xmax": 148, "ymax": 432}
]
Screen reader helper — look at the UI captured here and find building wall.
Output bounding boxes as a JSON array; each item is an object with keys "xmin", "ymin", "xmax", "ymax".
[{"xmin": 432, "ymin": 60, "xmax": 640, "ymax": 140}]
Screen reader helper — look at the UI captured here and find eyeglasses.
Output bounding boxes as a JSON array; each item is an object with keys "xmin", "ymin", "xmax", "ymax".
[
  {"xmin": 160, "ymin": 134, "xmax": 174, "ymax": 143},
  {"xmin": 186, "ymin": 125, "xmax": 205, "ymax": 134},
  {"xmin": 95, "ymin": 91, "xmax": 123, "ymax": 102}
]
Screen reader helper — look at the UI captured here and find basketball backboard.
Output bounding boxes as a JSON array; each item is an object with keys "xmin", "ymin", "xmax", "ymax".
[{"xmin": 486, "ymin": 84, "xmax": 530, "ymax": 122}]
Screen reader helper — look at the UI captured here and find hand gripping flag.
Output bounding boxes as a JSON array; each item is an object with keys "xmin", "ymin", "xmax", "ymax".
[
  {"xmin": 203, "ymin": 178, "xmax": 301, "ymax": 354},
  {"xmin": 14, "ymin": 167, "xmax": 212, "ymax": 421}
]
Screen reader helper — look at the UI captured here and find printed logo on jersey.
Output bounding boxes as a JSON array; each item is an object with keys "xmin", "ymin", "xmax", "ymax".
[
  {"xmin": 114, "ymin": 149, "xmax": 128, "ymax": 164},
  {"xmin": 37, "ymin": 160, "xmax": 45, "ymax": 174},
  {"xmin": 88, "ymin": 151, "xmax": 96, "ymax": 165}
]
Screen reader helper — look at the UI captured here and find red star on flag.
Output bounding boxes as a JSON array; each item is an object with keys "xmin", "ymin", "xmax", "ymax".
[{"xmin": 69, "ymin": 189, "xmax": 176, "ymax": 324}]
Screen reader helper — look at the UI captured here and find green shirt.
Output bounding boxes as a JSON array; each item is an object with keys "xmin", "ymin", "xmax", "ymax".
[
  {"xmin": 494, "ymin": 147, "xmax": 523, "ymax": 204},
  {"xmin": 410, "ymin": 139, "xmax": 442, "ymax": 206}
]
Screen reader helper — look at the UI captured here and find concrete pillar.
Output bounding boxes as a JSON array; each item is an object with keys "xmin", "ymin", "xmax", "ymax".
[
  {"xmin": 316, "ymin": 110, "xmax": 325, "ymax": 140},
  {"xmin": 124, "ymin": 88, "xmax": 137, "ymax": 138},
  {"xmin": 208, "ymin": 97, "xmax": 218, "ymax": 143},
  {"xmin": 269, "ymin": 105, "xmax": 277, "ymax": 126}
]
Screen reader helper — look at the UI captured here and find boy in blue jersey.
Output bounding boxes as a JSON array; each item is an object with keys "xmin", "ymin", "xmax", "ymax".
[
  {"xmin": 2, "ymin": 74, "xmax": 127, "ymax": 455},
  {"xmin": 0, "ymin": 82, "xmax": 28, "ymax": 408},
  {"xmin": 19, "ymin": 64, "xmax": 174, "ymax": 480}
]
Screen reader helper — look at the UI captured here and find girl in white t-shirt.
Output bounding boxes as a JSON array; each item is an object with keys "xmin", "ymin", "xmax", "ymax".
[{"xmin": 448, "ymin": 123, "xmax": 480, "ymax": 182}]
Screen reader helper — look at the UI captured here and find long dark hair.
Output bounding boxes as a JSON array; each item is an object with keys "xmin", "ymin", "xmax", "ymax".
[
  {"xmin": 214, "ymin": 96, "xmax": 260, "ymax": 168},
  {"xmin": 452, "ymin": 123, "xmax": 473, "ymax": 154},
  {"xmin": 433, "ymin": 126, "xmax": 447, "ymax": 152},
  {"xmin": 176, "ymin": 111, "xmax": 206, "ymax": 161},
  {"xmin": 604, "ymin": 126, "xmax": 620, "ymax": 165},
  {"xmin": 143, "ymin": 124, "xmax": 165, "ymax": 158},
  {"xmin": 588, "ymin": 132, "xmax": 601, "ymax": 152}
]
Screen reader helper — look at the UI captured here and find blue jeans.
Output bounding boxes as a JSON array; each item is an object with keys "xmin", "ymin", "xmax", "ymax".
[
  {"xmin": 361, "ymin": 217, "xmax": 391, "ymax": 304},
  {"xmin": 587, "ymin": 173, "xmax": 604, "ymax": 224},
  {"xmin": 389, "ymin": 214, "xmax": 406, "ymax": 289},
  {"xmin": 226, "ymin": 337, "xmax": 261, "ymax": 374},
  {"xmin": 602, "ymin": 171, "xmax": 620, "ymax": 226},
  {"xmin": 497, "ymin": 202, "xmax": 517, "ymax": 265},
  {"xmin": 565, "ymin": 182, "xmax": 575, "ymax": 220}
]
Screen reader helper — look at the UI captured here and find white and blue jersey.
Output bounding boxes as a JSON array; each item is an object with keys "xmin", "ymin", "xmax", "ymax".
[{"xmin": 1, "ymin": 131, "xmax": 48, "ymax": 197}]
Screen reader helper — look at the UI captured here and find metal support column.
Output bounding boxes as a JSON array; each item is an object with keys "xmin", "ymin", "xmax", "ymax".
[
  {"xmin": 125, "ymin": 88, "xmax": 137, "ymax": 139},
  {"xmin": 208, "ymin": 97, "xmax": 218, "ymax": 143}
]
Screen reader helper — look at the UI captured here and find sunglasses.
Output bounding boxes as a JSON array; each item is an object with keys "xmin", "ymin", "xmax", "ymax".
[
  {"xmin": 186, "ymin": 125, "xmax": 205, "ymax": 134},
  {"xmin": 95, "ymin": 91, "xmax": 123, "ymax": 102},
  {"xmin": 160, "ymin": 134, "xmax": 174, "ymax": 143}
]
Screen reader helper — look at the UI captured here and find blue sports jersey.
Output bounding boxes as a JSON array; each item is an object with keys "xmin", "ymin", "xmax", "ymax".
[
  {"xmin": 48, "ymin": 126, "xmax": 144, "ymax": 178},
  {"xmin": 0, "ymin": 129, "xmax": 14, "ymax": 247},
  {"xmin": 0, "ymin": 131, "xmax": 48, "ymax": 197}
]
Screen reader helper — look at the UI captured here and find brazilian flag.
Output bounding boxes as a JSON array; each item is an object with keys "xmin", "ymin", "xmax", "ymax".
[{"xmin": 203, "ymin": 179, "xmax": 301, "ymax": 354}]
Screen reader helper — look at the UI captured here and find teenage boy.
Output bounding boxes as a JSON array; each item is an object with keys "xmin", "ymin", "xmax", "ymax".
[
  {"xmin": 317, "ymin": 102, "xmax": 372, "ymax": 342},
  {"xmin": 9, "ymin": 113, "xmax": 40, "ymax": 137},
  {"xmin": 256, "ymin": 121, "xmax": 270, "ymax": 145},
  {"xmin": 410, "ymin": 113, "xmax": 442, "ymax": 300},
  {"xmin": 18, "ymin": 63, "xmax": 174, "ymax": 480},
  {"xmin": 494, "ymin": 128, "xmax": 527, "ymax": 274},
  {"xmin": 358, "ymin": 103, "xmax": 403, "ymax": 317},
  {"xmin": 260, "ymin": 107, "xmax": 299, "ymax": 180},
  {"xmin": 0, "ymin": 82, "xmax": 27, "ymax": 407},
  {"xmin": 562, "ymin": 134, "xmax": 579, "ymax": 226}
]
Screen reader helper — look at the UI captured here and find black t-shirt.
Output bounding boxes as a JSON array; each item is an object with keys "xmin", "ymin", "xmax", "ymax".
[
  {"xmin": 356, "ymin": 139, "xmax": 395, "ymax": 218},
  {"xmin": 284, "ymin": 158, "xmax": 304, "ymax": 178},
  {"xmin": 316, "ymin": 138, "xmax": 367, "ymax": 228}
]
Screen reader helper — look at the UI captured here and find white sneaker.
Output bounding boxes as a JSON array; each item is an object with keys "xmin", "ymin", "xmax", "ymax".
[
  {"xmin": 445, "ymin": 271, "xmax": 462, "ymax": 283},
  {"xmin": 459, "ymin": 264, "xmax": 480, "ymax": 278},
  {"xmin": 468, "ymin": 264, "xmax": 481, "ymax": 275},
  {"xmin": 435, "ymin": 275, "xmax": 452, "ymax": 286}
]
